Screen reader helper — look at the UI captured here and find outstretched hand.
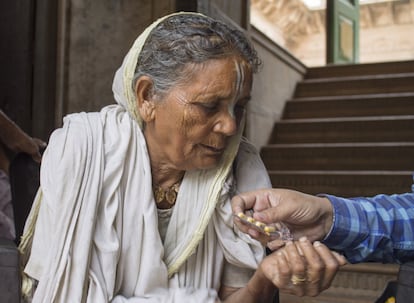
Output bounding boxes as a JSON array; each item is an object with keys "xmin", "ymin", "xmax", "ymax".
[{"xmin": 231, "ymin": 188, "xmax": 334, "ymax": 250}]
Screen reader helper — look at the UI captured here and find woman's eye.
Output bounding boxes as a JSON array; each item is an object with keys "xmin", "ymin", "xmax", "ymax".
[
  {"xmin": 198, "ymin": 102, "xmax": 219, "ymax": 113},
  {"xmin": 234, "ymin": 104, "xmax": 246, "ymax": 115},
  {"xmin": 235, "ymin": 104, "xmax": 245, "ymax": 112}
]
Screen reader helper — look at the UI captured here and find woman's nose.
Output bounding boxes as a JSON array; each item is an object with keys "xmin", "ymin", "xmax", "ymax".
[{"xmin": 213, "ymin": 110, "xmax": 237, "ymax": 136}]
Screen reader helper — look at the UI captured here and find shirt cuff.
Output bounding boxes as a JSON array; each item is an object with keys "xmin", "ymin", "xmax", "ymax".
[{"xmin": 318, "ymin": 194, "xmax": 361, "ymax": 250}]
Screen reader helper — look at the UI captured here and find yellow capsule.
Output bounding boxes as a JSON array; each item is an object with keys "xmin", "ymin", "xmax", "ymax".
[
  {"xmin": 237, "ymin": 212, "xmax": 246, "ymax": 219},
  {"xmin": 246, "ymin": 217, "xmax": 255, "ymax": 223},
  {"xmin": 264, "ymin": 226, "xmax": 276, "ymax": 233},
  {"xmin": 255, "ymin": 221, "xmax": 266, "ymax": 229}
]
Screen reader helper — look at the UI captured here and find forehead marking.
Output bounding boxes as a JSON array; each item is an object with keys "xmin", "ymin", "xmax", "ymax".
[{"xmin": 227, "ymin": 59, "xmax": 245, "ymax": 118}]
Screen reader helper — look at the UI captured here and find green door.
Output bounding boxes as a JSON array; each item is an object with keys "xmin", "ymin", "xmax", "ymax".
[{"xmin": 326, "ymin": 0, "xmax": 360, "ymax": 64}]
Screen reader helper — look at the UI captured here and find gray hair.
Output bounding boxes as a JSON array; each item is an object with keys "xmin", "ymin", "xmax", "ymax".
[{"xmin": 133, "ymin": 13, "xmax": 261, "ymax": 97}]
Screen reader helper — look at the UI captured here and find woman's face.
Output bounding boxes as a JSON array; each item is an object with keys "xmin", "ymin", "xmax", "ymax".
[{"xmin": 143, "ymin": 57, "xmax": 253, "ymax": 171}]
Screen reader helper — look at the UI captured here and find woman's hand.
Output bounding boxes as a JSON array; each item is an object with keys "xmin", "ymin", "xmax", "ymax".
[{"xmin": 259, "ymin": 237, "xmax": 347, "ymax": 297}]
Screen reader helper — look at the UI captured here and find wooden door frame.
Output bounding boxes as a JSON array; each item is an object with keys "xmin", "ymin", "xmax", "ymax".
[{"xmin": 326, "ymin": 0, "xmax": 360, "ymax": 64}]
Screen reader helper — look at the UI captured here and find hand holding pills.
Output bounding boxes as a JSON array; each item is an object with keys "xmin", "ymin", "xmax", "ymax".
[{"xmin": 234, "ymin": 212, "xmax": 293, "ymax": 244}]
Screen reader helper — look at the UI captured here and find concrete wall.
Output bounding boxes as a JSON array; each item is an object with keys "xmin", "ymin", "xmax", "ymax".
[
  {"xmin": 247, "ymin": 26, "xmax": 306, "ymax": 150},
  {"xmin": 55, "ymin": 0, "xmax": 175, "ymax": 124}
]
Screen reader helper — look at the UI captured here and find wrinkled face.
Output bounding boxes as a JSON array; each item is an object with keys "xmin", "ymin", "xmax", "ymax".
[{"xmin": 144, "ymin": 57, "xmax": 253, "ymax": 171}]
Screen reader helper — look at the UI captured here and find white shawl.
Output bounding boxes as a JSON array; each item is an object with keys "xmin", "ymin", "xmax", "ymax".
[{"xmin": 22, "ymin": 12, "xmax": 271, "ymax": 303}]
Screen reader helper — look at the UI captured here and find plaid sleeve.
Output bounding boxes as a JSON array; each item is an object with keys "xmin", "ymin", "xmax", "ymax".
[{"xmin": 322, "ymin": 176, "xmax": 414, "ymax": 264}]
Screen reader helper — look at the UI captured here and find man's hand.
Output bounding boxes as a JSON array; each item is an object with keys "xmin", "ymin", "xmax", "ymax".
[{"xmin": 232, "ymin": 188, "xmax": 334, "ymax": 250}]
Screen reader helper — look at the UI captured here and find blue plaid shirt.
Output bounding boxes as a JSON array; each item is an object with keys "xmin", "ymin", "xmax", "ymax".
[{"xmin": 322, "ymin": 175, "xmax": 414, "ymax": 264}]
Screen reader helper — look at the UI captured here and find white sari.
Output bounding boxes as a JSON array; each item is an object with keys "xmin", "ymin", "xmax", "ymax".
[{"xmin": 21, "ymin": 12, "xmax": 271, "ymax": 303}]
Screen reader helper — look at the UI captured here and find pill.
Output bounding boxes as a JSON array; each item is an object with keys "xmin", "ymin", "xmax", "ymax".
[
  {"xmin": 264, "ymin": 226, "xmax": 276, "ymax": 233},
  {"xmin": 237, "ymin": 212, "xmax": 247, "ymax": 219},
  {"xmin": 246, "ymin": 217, "xmax": 255, "ymax": 223},
  {"xmin": 255, "ymin": 221, "xmax": 266, "ymax": 229}
]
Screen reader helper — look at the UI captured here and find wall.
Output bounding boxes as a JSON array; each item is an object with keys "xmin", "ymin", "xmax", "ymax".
[
  {"xmin": 247, "ymin": 26, "xmax": 306, "ymax": 150},
  {"xmin": 55, "ymin": 0, "xmax": 175, "ymax": 124}
]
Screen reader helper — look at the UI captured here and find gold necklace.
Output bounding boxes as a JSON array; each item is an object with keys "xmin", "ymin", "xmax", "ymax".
[{"xmin": 153, "ymin": 182, "xmax": 180, "ymax": 206}]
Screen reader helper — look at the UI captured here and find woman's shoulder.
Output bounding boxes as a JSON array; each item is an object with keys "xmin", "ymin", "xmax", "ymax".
[
  {"xmin": 56, "ymin": 105, "xmax": 132, "ymax": 140},
  {"xmin": 237, "ymin": 137, "xmax": 261, "ymax": 161},
  {"xmin": 234, "ymin": 137, "xmax": 271, "ymax": 191}
]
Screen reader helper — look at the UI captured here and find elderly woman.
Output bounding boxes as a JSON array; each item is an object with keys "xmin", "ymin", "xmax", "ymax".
[{"xmin": 20, "ymin": 12, "xmax": 346, "ymax": 302}]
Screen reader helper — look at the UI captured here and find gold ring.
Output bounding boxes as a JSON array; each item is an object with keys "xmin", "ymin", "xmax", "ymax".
[{"xmin": 291, "ymin": 275, "xmax": 307, "ymax": 285}]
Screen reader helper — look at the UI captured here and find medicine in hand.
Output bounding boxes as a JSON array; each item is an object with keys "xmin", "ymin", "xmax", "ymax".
[{"xmin": 235, "ymin": 212, "xmax": 293, "ymax": 241}]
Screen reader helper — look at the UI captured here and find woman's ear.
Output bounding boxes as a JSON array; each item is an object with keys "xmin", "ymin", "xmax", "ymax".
[{"xmin": 135, "ymin": 76, "xmax": 156, "ymax": 122}]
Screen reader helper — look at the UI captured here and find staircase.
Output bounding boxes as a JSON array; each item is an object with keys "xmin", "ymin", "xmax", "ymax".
[
  {"xmin": 262, "ymin": 60, "xmax": 414, "ymax": 197},
  {"xmin": 260, "ymin": 60, "xmax": 414, "ymax": 303}
]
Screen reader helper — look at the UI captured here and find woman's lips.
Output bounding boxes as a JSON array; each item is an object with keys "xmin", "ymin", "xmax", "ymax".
[{"xmin": 201, "ymin": 144, "xmax": 225, "ymax": 154}]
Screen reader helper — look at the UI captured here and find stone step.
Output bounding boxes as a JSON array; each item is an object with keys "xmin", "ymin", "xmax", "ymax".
[
  {"xmin": 267, "ymin": 170, "xmax": 413, "ymax": 197},
  {"xmin": 305, "ymin": 60, "xmax": 414, "ymax": 79},
  {"xmin": 294, "ymin": 73, "xmax": 414, "ymax": 98},
  {"xmin": 261, "ymin": 143, "xmax": 414, "ymax": 171},
  {"xmin": 270, "ymin": 115, "xmax": 414, "ymax": 143},
  {"xmin": 283, "ymin": 92, "xmax": 414, "ymax": 119}
]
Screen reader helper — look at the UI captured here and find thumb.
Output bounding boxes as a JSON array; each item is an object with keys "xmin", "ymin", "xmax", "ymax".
[
  {"xmin": 254, "ymin": 206, "xmax": 285, "ymax": 224},
  {"xmin": 231, "ymin": 195, "xmax": 248, "ymax": 215},
  {"xmin": 253, "ymin": 190, "xmax": 286, "ymax": 223}
]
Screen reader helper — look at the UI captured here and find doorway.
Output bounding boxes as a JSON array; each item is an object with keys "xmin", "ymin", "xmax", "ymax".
[{"xmin": 250, "ymin": 0, "xmax": 414, "ymax": 66}]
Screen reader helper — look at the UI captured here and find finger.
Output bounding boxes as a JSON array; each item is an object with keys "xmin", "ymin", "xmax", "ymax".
[
  {"xmin": 282, "ymin": 241, "xmax": 307, "ymax": 296},
  {"xmin": 231, "ymin": 195, "xmax": 248, "ymax": 215},
  {"xmin": 33, "ymin": 138, "xmax": 47, "ymax": 148},
  {"xmin": 253, "ymin": 192, "xmax": 284, "ymax": 224},
  {"xmin": 267, "ymin": 239, "xmax": 285, "ymax": 251},
  {"xmin": 312, "ymin": 242, "xmax": 346, "ymax": 291},
  {"xmin": 247, "ymin": 229, "xmax": 269, "ymax": 246},
  {"xmin": 298, "ymin": 238, "xmax": 343, "ymax": 296},
  {"xmin": 233, "ymin": 215, "xmax": 271, "ymax": 246},
  {"xmin": 30, "ymin": 138, "xmax": 47, "ymax": 163},
  {"xmin": 233, "ymin": 215, "xmax": 251, "ymax": 234},
  {"xmin": 295, "ymin": 237, "xmax": 326, "ymax": 296},
  {"xmin": 233, "ymin": 215, "xmax": 264, "ymax": 238},
  {"xmin": 233, "ymin": 190, "xmax": 275, "ymax": 214},
  {"xmin": 264, "ymin": 250, "xmax": 294, "ymax": 294},
  {"xmin": 283, "ymin": 241, "xmax": 306, "ymax": 275},
  {"xmin": 332, "ymin": 250, "xmax": 348, "ymax": 266},
  {"xmin": 32, "ymin": 152, "xmax": 42, "ymax": 163}
]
